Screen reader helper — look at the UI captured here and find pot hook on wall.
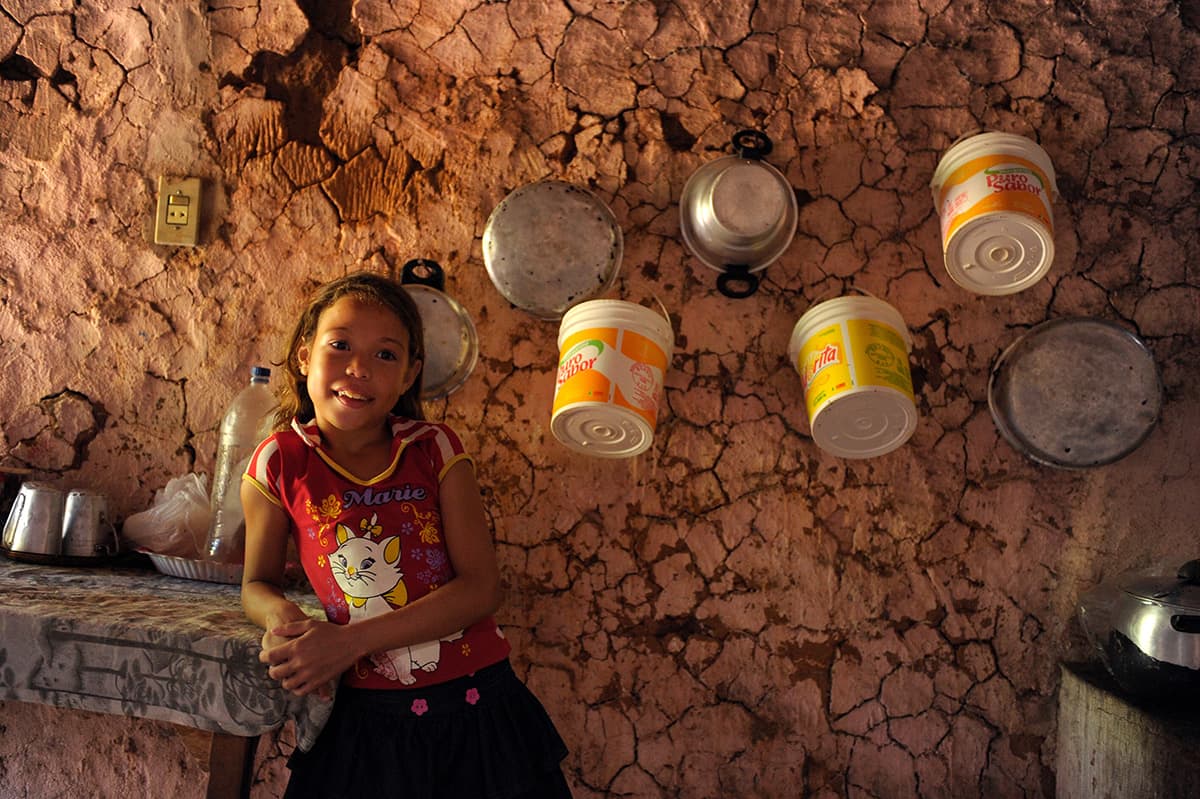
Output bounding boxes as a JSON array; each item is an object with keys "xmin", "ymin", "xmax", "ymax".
[{"xmin": 401, "ymin": 257, "xmax": 446, "ymax": 291}]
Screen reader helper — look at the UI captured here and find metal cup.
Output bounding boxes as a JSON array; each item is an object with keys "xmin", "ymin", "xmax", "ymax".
[
  {"xmin": 1, "ymin": 467, "xmax": 32, "ymax": 523},
  {"xmin": 2, "ymin": 482, "xmax": 67, "ymax": 556},
  {"xmin": 61, "ymin": 489, "xmax": 119, "ymax": 558}
]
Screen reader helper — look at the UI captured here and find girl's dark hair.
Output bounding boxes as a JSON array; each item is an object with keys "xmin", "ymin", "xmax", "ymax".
[{"xmin": 274, "ymin": 271, "xmax": 425, "ymax": 428}]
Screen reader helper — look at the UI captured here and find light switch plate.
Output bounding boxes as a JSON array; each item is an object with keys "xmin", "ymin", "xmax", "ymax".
[{"xmin": 153, "ymin": 176, "xmax": 201, "ymax": 246}]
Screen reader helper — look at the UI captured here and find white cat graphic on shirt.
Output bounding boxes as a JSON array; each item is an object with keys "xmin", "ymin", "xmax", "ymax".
[{"xmin": 330, "ymin": 520, "xmax": 462, "ymax": 685}]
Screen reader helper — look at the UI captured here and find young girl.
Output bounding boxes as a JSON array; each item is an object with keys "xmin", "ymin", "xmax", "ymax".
[{"xmin": 240, "ymin": 271, "xmax": 572, "ymax": 799}]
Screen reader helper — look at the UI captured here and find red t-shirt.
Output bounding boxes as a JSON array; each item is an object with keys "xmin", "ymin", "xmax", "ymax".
[{"xmin": 244, "ymin": 416, "xmax": 511, "ymax": 690}]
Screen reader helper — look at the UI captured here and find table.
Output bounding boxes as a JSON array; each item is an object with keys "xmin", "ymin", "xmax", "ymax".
[
  {"xmin": 1057, "ymin": 662, "xmax": 1200, "ymax": 799},
  {"xmin": 0, "ymin": 554, "xmax": 330, "ymax": 798}
]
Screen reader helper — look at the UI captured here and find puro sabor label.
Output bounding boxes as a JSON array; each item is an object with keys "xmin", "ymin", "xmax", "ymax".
[
  {"xmin": 553, "ymin": 326, "xmax": 668, "ymax": 427},
  {"xmin": 937, "ymin": 154, "xmax": 1054, "ymax": 246}
]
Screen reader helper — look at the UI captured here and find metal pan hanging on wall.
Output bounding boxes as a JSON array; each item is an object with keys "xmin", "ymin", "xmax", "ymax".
[
  {"xmin": 987, "ymin": 317, "xmax": 1162, "ymax": 469},
  {"xmin": 482, "ymin": 180, "xmax": 623, "ymax": 320},
  {"xmin": 401, "ymin": 259, "xmax": 479, "ymax": 401},
  {"xmin": 679, "ymin": 129, "xmax": 799, "ymax": 299}
]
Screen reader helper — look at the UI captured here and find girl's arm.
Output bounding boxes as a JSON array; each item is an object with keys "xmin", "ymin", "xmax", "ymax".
[
  {"xmin": 260, "ymin": 459, "xmax": 502, "ymax": 697},
  {"xmin": 240, "ymin": 479, "xmax": 309, "ymax": 637}
]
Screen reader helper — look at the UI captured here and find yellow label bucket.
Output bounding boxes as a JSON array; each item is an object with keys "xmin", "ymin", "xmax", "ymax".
[
  {"xmin": 787, "ymin": 294, "xmax": 918, "ymax": 458},
  {"xmin": 551, "ymin": 300, "xmax": 674, "ymax": 458},
  {"xmin": 930, "ymin": 131, "xmax": 1059, "ymax": 295}
]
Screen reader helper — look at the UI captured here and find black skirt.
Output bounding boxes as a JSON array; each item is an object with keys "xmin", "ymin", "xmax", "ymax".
[{"xmin": 284, "ymin": 659, "xmax": 572, "ymax": 799}]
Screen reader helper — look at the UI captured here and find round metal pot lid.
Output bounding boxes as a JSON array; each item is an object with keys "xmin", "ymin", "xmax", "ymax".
[
  {"xmin": 679, "ymin": 130, "xmax": 798, "ymax": 297},
  {"xmin": 482, "ymin": 180, "xmax": 623, "ymax": 320},
  {"xmin": 401, "ymin": 260, "xmax": 479, "ymax": 401},
  {"xmin": 987, "ymin": 317, "xmax": 1161, "ymax": 469},
  {"xmin": 1120, "ymin": 560, "xmax": 1200, "ymax": 611}
]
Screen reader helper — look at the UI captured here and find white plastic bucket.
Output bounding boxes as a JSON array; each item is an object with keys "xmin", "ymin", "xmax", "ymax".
[
  {"xmin": 551, "ymin": 300, "xmax": 674, "ymax": 458},
  {"xmin": 930, "ymin": 132, "xmax": 1059, "ymax": 295},
  {"xmin": 787, "ymin": 294, "xmax": 918, "ymax": 458}
]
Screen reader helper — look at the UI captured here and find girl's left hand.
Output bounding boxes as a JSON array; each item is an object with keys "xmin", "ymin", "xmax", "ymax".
[{"xmin": 260, "ymin": 618, "xmax": 357, "ymax": 698}]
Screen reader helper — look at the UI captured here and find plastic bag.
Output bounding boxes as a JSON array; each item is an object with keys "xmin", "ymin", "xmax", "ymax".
[{"xmin": 121, "ymin": 472, "xmax": 211, "ymax": 558}]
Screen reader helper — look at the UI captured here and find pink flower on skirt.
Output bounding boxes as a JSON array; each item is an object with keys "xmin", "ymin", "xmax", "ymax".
[
  {"xmin": 411, "ymin": 698, "xmax": 429, "ymax": 716},
  {"xmin": 465, "ymin": 688, "xmax": 480, "ymax": 705}
]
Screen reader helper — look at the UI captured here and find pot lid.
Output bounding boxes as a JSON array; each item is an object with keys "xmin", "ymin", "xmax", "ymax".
[
  {"xmin": 401, "ymin": 260, "xmax": 479, "ymax": 401},
  {"xmin": 1120, "ymin": 560, "xmax": 1200, "ymax": 611},
  {"xmin": 482, "ymin": 180, "xmax": 623, "ymax": 320},
  {"xmin": 987, "ymin": 317, "xmax": 1161, "ymax": 468}
]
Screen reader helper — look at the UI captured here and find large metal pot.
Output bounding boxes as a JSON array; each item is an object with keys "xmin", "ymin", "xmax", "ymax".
[
  {"xmin": 1078, "ymin": 560, "xmax": 1200, "ymax": 700},
  {"xmin": 679, "ymin": 130, "xmax": 798, "ymax": 298},
  {"xmin": 401, "ymin": 259, "xmax": 479, "ymax": 401}
]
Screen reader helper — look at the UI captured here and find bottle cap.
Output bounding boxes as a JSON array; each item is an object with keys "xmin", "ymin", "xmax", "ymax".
[{"xmin": 251, "ymin": 366, "xmax": 271, "ymax": 379}]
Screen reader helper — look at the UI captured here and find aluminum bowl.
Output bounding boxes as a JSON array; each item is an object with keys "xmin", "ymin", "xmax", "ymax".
[{"xmin": 679, "ymin": 130, "xmax": 798, "ymax": 298}]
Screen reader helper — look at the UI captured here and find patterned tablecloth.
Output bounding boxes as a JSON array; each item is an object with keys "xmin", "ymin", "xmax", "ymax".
[{"xmin": 0, "ymin": 554, "xmax": 331, "ymax": 747}]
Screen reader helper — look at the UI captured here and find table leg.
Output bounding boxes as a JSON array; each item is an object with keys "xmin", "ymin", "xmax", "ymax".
[{"xmin": 206, "ymin": 732, "xmax": 260, "ymax": 799}]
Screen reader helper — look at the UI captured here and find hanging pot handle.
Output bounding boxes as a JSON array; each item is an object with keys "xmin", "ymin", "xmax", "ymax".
[
  {"xmin": 1178, "ymin": 559, "xmax": 1200, "ymax": 585},
  {"xmin": 732, "ymin": 129, "xmax": 773, "ymax": 161},
  {"xmin": 401, "ymin": 258, "xmax": 446, "ymax": 291},
  {"xmin": 717, "ymin": 264, "xmax": 760, "ymax": 299}
]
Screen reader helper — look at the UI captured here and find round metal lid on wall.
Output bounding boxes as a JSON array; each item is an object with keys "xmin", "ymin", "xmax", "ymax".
[
  {"xmin": 482, "ymin": 180, "xmax": 623, "ymax": 320},
  {"xmin": 401, "ymin": 259, "xmax": 479, "ymax": 401},
  {"xmin": 987, "ymin": 317, "xmax": 1162, "ymax": 468}
]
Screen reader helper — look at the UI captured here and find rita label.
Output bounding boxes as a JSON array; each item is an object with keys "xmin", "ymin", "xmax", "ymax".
[{"xmin": 802, "ymin": 343, "xmax": 840, "ymax": 390}]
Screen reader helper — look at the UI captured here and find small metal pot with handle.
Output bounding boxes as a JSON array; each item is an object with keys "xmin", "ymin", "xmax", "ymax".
[
  {"xmin": 401, "ymin": 259, "xmax": 480, "ymax": 401},
  {"xmin": 61, "ymin": 489, "xmax": 119, "ymax": 558},
  {"xmin": 679, "ymin": 129, "xmax": 799, "ymax": 298}
]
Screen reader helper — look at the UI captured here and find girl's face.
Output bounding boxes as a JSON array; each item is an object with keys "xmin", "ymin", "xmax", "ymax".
[{"xmin": 297, "ymin": 296, "xmax": 422, "ymax": 437}]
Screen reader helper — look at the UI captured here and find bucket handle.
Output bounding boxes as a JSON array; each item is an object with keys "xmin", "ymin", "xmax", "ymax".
[
  {"xmin": 650, "ymin": 293, "xmax": 674, "ymax": 333},
  {"xmin": 401, "ymin": 258, "xmax": 446, "ymax": 292},
  {"xmin": 849, "ymin": 285, "xmax": 881, "ymax": 301},
  {"xmin": 717, "ymin": 264, "xmax": 760, "ymax": 299},
  {"xmin": 731, "ymin": 129, "xmax": 773, "ymax": 161},
  {"xmin": 804, "ymin": 284, "xmax": 880, "ymax": 307}
]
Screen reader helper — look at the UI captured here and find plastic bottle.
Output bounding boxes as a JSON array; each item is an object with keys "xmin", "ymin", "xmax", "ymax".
[{"xmin": 205, "ymin": 366, "xmax": 274, "ymax": 562}]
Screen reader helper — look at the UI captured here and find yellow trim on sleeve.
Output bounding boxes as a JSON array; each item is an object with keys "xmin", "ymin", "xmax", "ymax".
[
  {"xmin": 439, "ymin": 452, "xmax": 474, "ymax": 482},
  {"xmin": 241, "ymin": 472, "xmax": 283, "ymax": 507}
]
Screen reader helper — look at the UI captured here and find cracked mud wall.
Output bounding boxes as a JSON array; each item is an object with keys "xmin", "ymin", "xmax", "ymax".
[{"xmin": 2, "ymin": 1, "xmax": 1199, "ymax": 797}]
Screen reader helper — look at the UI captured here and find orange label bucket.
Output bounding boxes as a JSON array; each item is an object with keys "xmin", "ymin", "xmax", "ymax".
[
  {"xmin": 930, "ymin": 132, "xmax": 1059, "ymax": 295},
  {"xmin": 551, "ymin": 300, "xmax": 674, "ymax": 458}
]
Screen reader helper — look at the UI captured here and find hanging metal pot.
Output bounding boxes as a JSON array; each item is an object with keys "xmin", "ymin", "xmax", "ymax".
[
  {"xmin": 401, "ymin": 259, "xmax": 479, "ymax": 401},
  {"xmin": 679, "ymin": 129, "xmax": 799, "ymax": 299},
  {"xmin": 1078, "ymin": 559, "xmax": 1200, "ymax": 699},
  {"xmin": 482, "ymin": 179, "xmax": 623, "ymax": 320}
]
